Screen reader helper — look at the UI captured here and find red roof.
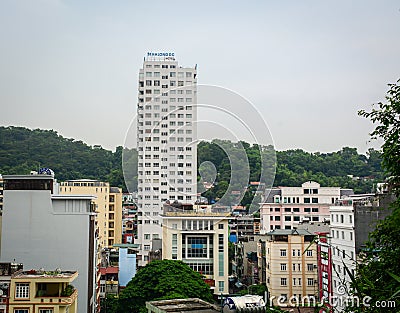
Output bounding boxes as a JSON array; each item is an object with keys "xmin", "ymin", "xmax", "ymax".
[{"xmin": 100, "ymin": 267, "xmax": 119, "ymax": 275}]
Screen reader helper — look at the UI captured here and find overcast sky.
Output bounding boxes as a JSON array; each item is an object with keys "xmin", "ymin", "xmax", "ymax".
[{"xmin": 1, "ymin": 0, "xmax": 399, "ymax": 153}]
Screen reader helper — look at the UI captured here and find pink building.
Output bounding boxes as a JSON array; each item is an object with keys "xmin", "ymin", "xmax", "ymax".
[{"xmin": 260, "ymin": 181, "xmax": 353, "ymax": 233}]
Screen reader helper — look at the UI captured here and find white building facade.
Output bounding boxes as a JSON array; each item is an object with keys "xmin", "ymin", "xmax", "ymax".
[
  {"xmin": 329, "ymin": 199, "xmax": 356, "ymax": 311},
  {"xmin": 136, "ymin": 53, "xmax": 198, "ymax": 266},
  {"xmin": 161, "ymin": 203, "xmax": 229, "ymax": 294}
]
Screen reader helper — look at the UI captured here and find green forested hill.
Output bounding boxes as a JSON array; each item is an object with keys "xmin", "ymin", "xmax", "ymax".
[
  {"xmin": 0, "ymin": 126, "xmax": 384, "ymax": 195},
  {"xmin": 0, "ymin": 126, "xmax": 125, "ymax": 186}
]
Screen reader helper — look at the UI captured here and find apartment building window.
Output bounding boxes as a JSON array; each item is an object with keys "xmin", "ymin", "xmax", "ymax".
[
  {"xmin": 284, "ymin": 216, "xmax": 291, "ymax": 221},
  {"xmin": 280, "ymin": 278, "xmax": 287, "ymax": 286},
  {"xmin": 186, "ymin": 262, "xmax": 213, "ymax": 275},
  {"xmin": 304, "ymin": 198, "xmax": 310, "ymax": 203},
  {"xmin": 312, "ymin": 198, "xmax": 318, "ymax": 204},
  {"xmin": 218, "ymin": 281, "xmax": 224, "ymax": 292},
  {"xmin": 15, "ymin": 283, "xmax": 30, "ymax": 298},
  {"xmin": 172, "ymin": 234, "xmax": 178, "ymax": 260},
  {"xmin": 307, "ymin": 278, "xmax": 314, "ymax": 286},
  {"xmin": 144, "ymin": 234, "xmax": 150, "ymax": 240},
  {"xmin": 14, "ymin": 310, "xmax": 29, "ymax": 313},
  {"xmin": 307, "ymin": 264, "xmax": 314, "ymax": 271},
  {"xmin": 342, "ymin": 231, "xmax": 345, "ymax": 239},
  {"xmin": 144, "ymin": 245, "xmax": 150, "ymax": 251},
  {"xmin": 187, "ymin": 237, "xmax": 207, "ymax": 258},
  {"xmin": 280, "ymin": 263, "xmax": 287, "ymax": 271},
  {"xmin": 39, "ymin": 310, "xmax": 53, "ymax": 313},
  {"xmin": 312, "ymin": 208, "xmax": 319, "ymax": 212},
  {"xmin": 306, "ymin": 250, "xmax": 313, "ymax": 257},
  {"xmin": 304, "ymin": 208, "xmax": 311, "ymax": 213},
  {"xmin": 218, "ymin": 234, "xmax": 224, "ymax": 276},
  {"xmin": 280, "ymin": 249, "xmax": 287, "ymax": 257}
]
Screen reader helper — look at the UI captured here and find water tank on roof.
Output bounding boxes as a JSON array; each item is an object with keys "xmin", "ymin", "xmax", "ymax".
[
  {"xmin": 38, "ymin": 168, "xmax": 55, "ymax": 176},
  {"xmin": 223, "ymin": 295, "xmax": 265, "ymax": 313}
]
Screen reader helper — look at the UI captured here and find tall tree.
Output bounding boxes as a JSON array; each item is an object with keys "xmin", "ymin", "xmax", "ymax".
[
  {"xmin": 359, "ymin": 79, "xmax": 400, "ymax": 196},
  {"xmin": 346, "ymin": 79, "xmax": 400, "ymax": 312},
  {"xmin": 117, "ymin": 260, "xmax": 213, "ymax": 313}
]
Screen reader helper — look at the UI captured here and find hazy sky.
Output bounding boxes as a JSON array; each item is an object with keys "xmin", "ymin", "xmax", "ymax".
[{"xmin": 1, "ymin": 0, "xmax": 399, "ymax": 153}]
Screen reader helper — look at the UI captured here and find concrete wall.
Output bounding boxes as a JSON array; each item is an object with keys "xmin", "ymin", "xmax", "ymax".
[{"xmin": 354, "ymin": 196, "xmax": 394, "ymax": 252}]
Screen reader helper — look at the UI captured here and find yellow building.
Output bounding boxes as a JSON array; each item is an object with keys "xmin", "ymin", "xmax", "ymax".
[
  {"xmin": 9, "ymin": 269, "xmax": 78, "ymax": 313},
  {"xmin": 264, "ymin": 229, "xmax": 318, "ymax": 306},
  {"xmin": 59, "ymin": 180, "xmax": 122, "ymax": 248}
]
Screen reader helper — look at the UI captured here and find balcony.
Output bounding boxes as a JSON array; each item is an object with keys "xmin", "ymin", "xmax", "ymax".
[{"xmin": 36, "ymin": 288, "xmax": 78, "ymax": 305}]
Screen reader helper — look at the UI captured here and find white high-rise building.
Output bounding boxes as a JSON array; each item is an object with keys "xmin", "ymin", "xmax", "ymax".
[{"xmin": 136, "ymin": 53, "xmax": 198, "ymax": 266}]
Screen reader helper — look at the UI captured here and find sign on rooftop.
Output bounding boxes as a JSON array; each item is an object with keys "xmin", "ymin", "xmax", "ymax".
[{"xmin": 146, "ymin": 52, "xmax": 175, "ymax": 61}]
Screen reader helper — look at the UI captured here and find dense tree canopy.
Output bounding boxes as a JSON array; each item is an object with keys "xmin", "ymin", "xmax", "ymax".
[
  {"xmin": 117, "ymin": 260, "xmax": 213, "ymax": 313},
  {"xmin": 0, "ymin": 126, "xmax": 384, "ymax": 200}
]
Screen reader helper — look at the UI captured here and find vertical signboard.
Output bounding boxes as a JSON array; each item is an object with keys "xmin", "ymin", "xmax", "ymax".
[{"xmin": 317, "ymin": 232, "xmax": 332, "ymax": 312}]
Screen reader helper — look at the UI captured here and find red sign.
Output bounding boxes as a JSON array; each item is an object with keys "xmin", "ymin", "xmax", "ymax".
[
  {"xmin": 203, "ymin": 279, "xmax": 215, "ymax": 287},
  {"xmin": 316, "ymin": 232, "xmax": 332, "ymax": 312}
]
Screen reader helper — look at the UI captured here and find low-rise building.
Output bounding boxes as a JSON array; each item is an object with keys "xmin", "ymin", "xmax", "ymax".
[
  {"xmin": 229, "ymin": 215, "xmax": 256, "ymax": 242},
  {"xmin": 9, "ymin": 269, "xmax": 78, "ymax": 313},
  {"xmin": 0, "ymin": 262, "xmax": 23, "ymax": 313},
  {"xmin": 146, "ymin": 298, "xmax": 220, "ymax": 313},
  {"xmin": 161, "ymin": 202, "xmax": 229, "ymax": 294}
]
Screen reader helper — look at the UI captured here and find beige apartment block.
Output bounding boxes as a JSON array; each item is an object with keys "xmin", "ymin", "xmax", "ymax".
[
  {"xmin": 265, "ymin": 229, "xmax": 318, "ymax": 305},
  {"xmin": 161, "ymin": 203, "xmax": 229, "ymax": 295},
  {"xmin": 59, "ymin": 180, "xmax": 122, "ymax": 248}
]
